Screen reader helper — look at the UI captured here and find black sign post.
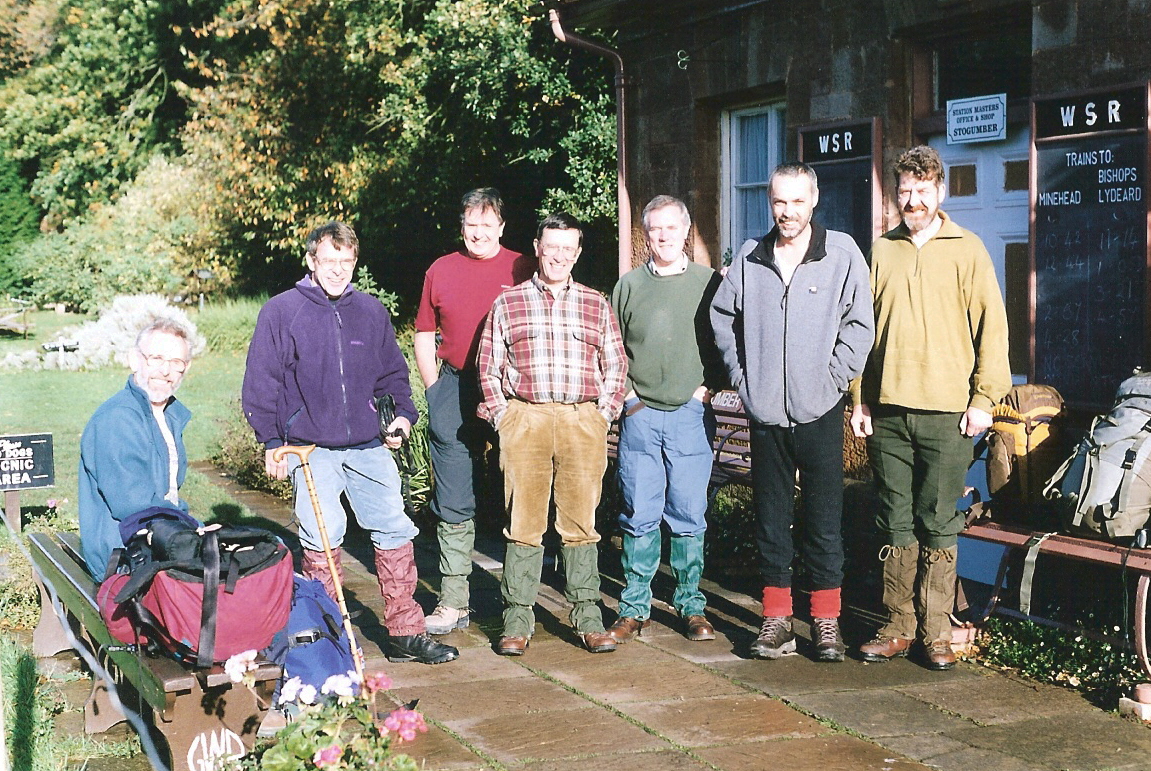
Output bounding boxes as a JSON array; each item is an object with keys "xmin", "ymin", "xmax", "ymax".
[
  {"xmin": 1032, "ymin": 85, "xmax": 1150, "ymax": 408},
  {"xmin": 0, "ymin": 433, "xmax": 55, "ymax": 531},
  {"xmin": 798, "ymin": 119, "xmax": 882, "ymax": 255}
]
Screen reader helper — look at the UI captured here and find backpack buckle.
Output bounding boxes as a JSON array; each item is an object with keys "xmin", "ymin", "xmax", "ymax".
[{"xmin": 1123, "ymin": 448, "xmax": 1138, "ymax": 470}]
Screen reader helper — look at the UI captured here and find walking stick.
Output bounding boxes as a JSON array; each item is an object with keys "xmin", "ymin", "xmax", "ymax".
[{"xmin": 273, "ymin": 444, "xmax": 365, "ymax": 681}]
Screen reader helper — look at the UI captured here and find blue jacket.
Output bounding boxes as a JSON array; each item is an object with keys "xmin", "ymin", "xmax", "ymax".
[
  {"xmin": 242, "ymin": 276, "xmax": 417, "ymax": 450},
  {"xmin": 79, "ymin": 378, "xmax": 190, "ymax": 579}
]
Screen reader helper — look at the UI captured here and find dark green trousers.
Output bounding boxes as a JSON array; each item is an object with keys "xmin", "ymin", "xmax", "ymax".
[{"xmin": 867, "ymin": 408, "xmax": 972, "ymax": 550}]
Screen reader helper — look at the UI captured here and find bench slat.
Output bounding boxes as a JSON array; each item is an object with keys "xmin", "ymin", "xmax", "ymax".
[
  {"xmin": 963, "ymin": 522, "xmax": 1151, "ymax": 572},
  {"xmin": 29, "ymin": 533, "xmax": 197, "ymax": 708}
]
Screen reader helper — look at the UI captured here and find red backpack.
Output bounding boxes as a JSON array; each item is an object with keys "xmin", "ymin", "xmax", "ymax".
[{"xmin": 100, "ymin": 512, "xmax": 291, "ymax": 667}]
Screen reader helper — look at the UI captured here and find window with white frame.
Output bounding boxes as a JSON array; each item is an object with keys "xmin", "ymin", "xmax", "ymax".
[{"xmin": 723, "ymin": 103, "xmax": 786, "ymax": 257}]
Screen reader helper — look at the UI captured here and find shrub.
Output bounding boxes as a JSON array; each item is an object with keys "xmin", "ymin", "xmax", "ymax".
[
  {"xmin": 192, "ymin": 296, "xmax": 266, "ymax": 355},
  {"xmin": 977, "ymin": 615, "xmax": 1142, "ymax": 706},
  {"xmin": 14, "ymin": 156, "xmax": 227, "ymax": 313},
  {"xmin": 0, "ymin": 147, "xmax": 38, "ymax": 296},
  {"xmin": 212, "ymin": 401, "xmax": 293, "ymax": 500},
  {"xmin": 0, "ymin": 294, "xmax": 204, "ymax": 371}
]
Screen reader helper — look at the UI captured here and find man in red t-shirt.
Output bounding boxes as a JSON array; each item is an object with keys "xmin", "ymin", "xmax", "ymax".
[{"xmin": 415, "ymin": 188, "xmax": 535, "ymax": 635}]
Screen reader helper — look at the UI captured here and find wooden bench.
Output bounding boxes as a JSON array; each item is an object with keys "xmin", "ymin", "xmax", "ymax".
[
  {"xmin": 0, "ymin": 302, "xmax": 32, "ymax": 337},
  {"xmin": 960, "ymin": 520, "xmax": 1151, "ymax": 678},
  {"xmin": 29, "ymin": 531, "xmax": 280, "ymax": 771}
]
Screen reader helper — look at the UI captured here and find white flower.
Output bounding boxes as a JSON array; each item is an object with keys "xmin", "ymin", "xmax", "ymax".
[
  {"xmin": 298, "ymin": 685, "xmax": 317, "ymax": 705},
  {"xmin": 279, "ymin": 677, "xmax": 303, "ymax": 705},
  {"xmin": 224, "ymin": 650, "xmax": 259, "ymax": 684},
  {"xmin": 321, "ymin": 674, "xmax": 356, "ymax": 698}
]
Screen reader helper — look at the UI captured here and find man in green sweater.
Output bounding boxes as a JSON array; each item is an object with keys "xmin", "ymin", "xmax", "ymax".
[
  {"xmin": 607, "ymin": 195, "xmax": 723, "ymax": 643},
  {"xmin": 851, "ymin": 145, "xmax": 1011, "ymax": 670}
]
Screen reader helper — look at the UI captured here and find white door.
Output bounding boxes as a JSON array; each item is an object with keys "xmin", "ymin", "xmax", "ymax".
[{"xmin": 930, "ymin": 127, "xmax": 1030, "ymax": 379}]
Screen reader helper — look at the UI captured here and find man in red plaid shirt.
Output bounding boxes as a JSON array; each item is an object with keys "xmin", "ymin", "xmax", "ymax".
[{"xmin": 477, "ymin": 212, "xmax": 628, "ymax": 655}]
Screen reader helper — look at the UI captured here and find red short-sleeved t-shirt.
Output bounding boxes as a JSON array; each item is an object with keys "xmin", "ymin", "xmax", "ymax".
[{"xmin": 415, "ymin": 247, "xmax": 534, "ymax": 371}]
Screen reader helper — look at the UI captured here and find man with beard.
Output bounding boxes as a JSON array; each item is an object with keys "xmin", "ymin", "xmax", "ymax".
[
  {"xmin": 851, "ymin": 145, "xmax": 1010, "ymax": 670},
  {"xmin": 79, "ymin": 318, "xmax": 196, "ymax": 579},
  {"xmin": 711, "ymin": 163, "xmax": 873, "ymax": 662}
]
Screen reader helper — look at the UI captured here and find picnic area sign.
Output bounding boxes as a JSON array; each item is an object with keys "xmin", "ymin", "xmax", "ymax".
[{"xmin": 0, "ymin": 434, "xmax": 54, "ymax": 490}]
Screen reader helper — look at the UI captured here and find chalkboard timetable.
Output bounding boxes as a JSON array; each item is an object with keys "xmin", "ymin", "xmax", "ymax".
[{"xmin": 1033, "ymin": 86, "xmax": 1149, "ymax": 408}]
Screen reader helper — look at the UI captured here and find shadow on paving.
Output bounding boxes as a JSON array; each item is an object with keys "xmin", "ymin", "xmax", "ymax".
[{"xmin": 180, "ymin": 462, "xmax": 1150, "ymax": 771}]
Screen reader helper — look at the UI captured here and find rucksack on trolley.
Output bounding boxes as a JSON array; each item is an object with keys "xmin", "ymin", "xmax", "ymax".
[
  {"xmin": 1043, "ymin": 372, "xmax": 1151, "ymax": 540},
  {"xmin": 984, "ymin": 384, "xmax": 1066, "ymax": 524}
]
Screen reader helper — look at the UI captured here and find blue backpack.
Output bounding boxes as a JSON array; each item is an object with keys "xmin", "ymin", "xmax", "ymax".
[{"xmin": 265, "ymin": 575, "xmax": 356, "ymax": 700}]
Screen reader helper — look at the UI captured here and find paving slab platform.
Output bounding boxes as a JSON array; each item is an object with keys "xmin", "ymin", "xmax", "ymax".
[{"xmin": 195, "ymin": 464, "xmax": 1151, "ymax": 771}]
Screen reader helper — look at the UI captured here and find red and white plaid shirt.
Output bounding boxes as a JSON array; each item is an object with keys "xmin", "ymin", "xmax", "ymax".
[{"xmin": 477, "ymin": 274, "xmax": 627, "ymax": 426}]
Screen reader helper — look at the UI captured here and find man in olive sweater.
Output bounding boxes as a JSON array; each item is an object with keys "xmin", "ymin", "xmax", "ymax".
[
  {"xmin": 608, "ymin": 195, "xmax": 723, "ymax": 643},
  {"xmin": 851, "ymin": 145, "xmax": 1011, "ymax": 671}
]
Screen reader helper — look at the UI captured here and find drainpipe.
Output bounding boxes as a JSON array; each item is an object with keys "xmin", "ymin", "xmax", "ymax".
[{"xmin": 549, "ymin": 8, "xmax": 632, "ymax": 276}]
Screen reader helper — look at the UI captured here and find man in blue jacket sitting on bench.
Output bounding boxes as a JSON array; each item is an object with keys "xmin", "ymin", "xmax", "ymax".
[{"xmin": 79, "ymin": 318, "xmax": 195, "ymax": 580}]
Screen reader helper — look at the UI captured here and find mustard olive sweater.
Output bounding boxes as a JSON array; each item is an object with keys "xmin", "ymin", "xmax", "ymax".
[{"xmin": 853, "ymin": 212, "xmax": 1011, "ymax": 412}]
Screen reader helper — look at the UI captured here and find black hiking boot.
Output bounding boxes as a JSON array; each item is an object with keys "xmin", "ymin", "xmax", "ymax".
[{"xmin": 387, "ymin": 633, "xmax": 459, "ymax": 664}]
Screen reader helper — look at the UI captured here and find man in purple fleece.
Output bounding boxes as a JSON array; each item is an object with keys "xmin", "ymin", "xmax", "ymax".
[{"xmin": 242, "ymin": 221, "xmax": 457, "ymax": 665}]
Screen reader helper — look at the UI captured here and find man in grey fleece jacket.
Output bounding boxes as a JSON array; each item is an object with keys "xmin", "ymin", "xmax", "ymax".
[{"xmin": 711, "ymin": 162, "xmax": 873, "ymax": 662}]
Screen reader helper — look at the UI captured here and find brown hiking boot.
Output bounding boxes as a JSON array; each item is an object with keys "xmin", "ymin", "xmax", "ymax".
[
  {"xmin": 859, "ymin": 635, "xmax": 912, "ymax": 662},
  {"xmin": 812, "ymin": 617, "xmax": 845, "ymax": 662},
  {"xmin": 923, "ymin": 639, "xmax": 956, "ymax": 670},
  {"xmin": 607, "ymin": 617, "xmax": 645, "ymax": 643}
]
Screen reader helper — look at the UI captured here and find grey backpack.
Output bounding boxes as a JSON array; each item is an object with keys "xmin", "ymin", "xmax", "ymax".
[{"xmin": 1043, "ymin": 372, "xmax": 1151, "ymax": 540}]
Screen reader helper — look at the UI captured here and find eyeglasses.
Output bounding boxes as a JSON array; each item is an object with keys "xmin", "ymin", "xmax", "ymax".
[
  {"xmin": 140, "ymin": 353, "xmax": 189, "ymax": 373},
  {"xmin": 539, "ymin": 244, "xmax": 579, "ymax": 258},
  {"xmin": 315, "ymin": 257, "xmax": 357, "ymax": 271}
]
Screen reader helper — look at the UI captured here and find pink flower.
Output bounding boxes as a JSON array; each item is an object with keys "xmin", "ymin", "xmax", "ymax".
[
  {"xmin": 313, "ymin": 744, "xmax": 343, "ymax": 767},
  {"xmin": 362, "ymin": 672, "xmax": 392, "ymax": 694},
  {"xmin": 46, "ymin": 499, "xmax": 57, "ymax": 509},
  {"xmin": 382, "ymin": 707, "xmax": 427, "ymax": 743}
]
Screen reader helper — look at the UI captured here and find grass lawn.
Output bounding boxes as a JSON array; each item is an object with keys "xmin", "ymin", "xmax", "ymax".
[{"xmin": 0, "ymin": 309, "xmax": 255, "ymax": 528}]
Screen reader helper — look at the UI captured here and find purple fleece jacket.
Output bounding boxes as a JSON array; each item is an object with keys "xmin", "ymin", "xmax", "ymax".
[{"xmin": 242, "ymin": 276, "xmax": 418, "ymax": 450}]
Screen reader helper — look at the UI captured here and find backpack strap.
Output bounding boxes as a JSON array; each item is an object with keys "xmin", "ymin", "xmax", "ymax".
[
  {"xmin": 1107, "ymin": 416, "xmax": 1151, "ymax": 535},
  {"xmin": 103, "ymin": 548, "xmax": 125, "ymax": 582},
  {"xmin": 1071, "ymin": 417, "xmax": 1105, "ymax": 528},
  {"xmin": 196, "ymin": 528, "xmax": 221, "ymax": 668},
  {"xmin": 1019, "ymin": 532, "xmax": 1058, "ymax": 616}
]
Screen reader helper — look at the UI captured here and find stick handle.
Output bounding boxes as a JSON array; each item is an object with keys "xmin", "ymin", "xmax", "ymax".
[
  {"xmin": 272, "ymin": 444, "xmax": 314, "ymax": 464},
  {"xmin": 271, "ymin": 444, "xmax": 364, "ymax": 680}
]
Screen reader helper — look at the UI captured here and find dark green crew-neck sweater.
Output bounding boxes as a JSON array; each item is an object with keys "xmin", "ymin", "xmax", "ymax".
[{"xmin": 610, "ymin": 260, "xmax": 720, "ymax": 411}]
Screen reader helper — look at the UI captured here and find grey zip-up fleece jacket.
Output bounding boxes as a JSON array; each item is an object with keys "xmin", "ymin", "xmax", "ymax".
[{"xmin": 710, "ymin": 223, "xmax": 874, "ymax": 427}]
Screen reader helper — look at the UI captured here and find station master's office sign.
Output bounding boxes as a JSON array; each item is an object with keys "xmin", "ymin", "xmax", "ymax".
[
  {"xmin": 947, "ymin": 93, "xmax": 1007, "ymax": 144},
  {"xmin": 0, "ymin": 434, "xmax": 54, "ymax": 490}
]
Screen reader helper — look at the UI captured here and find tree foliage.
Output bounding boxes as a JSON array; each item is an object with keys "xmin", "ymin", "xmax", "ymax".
[
  {"xmin": 12, "ymin": 155, "xmax": 224, "ymax": 311},
  {"xmin": 1, "ymin": 0, "xmax": 618, "ymax": 308},
  {"xmin": 0, "ymin": 147, "xmax": 39, "ymax": 294},
  {"xmin": 0, "ymin": 0, "xmax": 173, "ymax": 218},
  {"xmin": 179, "ymin": 0, "xmax": 617, "ymax": 296}
]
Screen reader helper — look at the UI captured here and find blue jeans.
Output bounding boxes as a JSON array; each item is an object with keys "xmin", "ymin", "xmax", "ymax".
[
  {"xmin": 287, "ymin": 444, "xmax": 418, "ymax": 552},
  {"xmin": 616, "ymin": 397, "xmax": 715, "ymax": 537}
]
